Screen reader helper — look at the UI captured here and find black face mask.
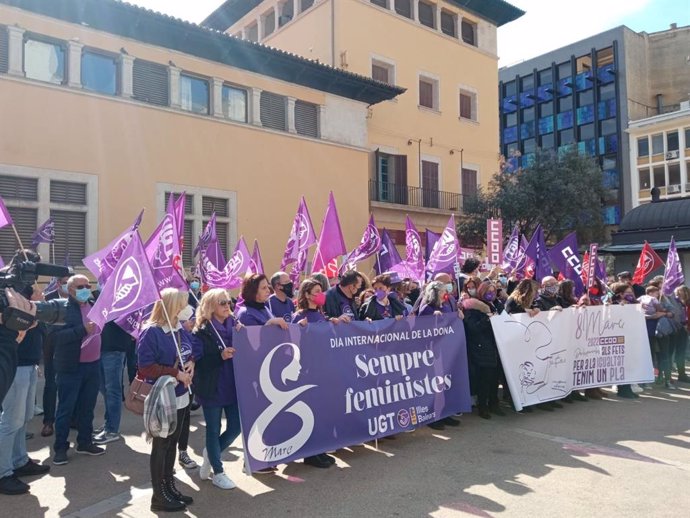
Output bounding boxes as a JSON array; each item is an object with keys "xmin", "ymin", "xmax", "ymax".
[
  {"xmin": 281, "ymin": 282, "xmax": 294, "ymax": 299},
  {"xmin": 408, "ymin": 288, "xmax": 421, "ymax": 302}
]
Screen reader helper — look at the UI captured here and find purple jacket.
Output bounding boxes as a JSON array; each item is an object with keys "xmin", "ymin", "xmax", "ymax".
[
  {"xmin": 137, "ymin": 325, "xmax": 194, "ymax": 398},
  {"xmin": 291, "ymin": 308, "xmax": 327, "ymax": 324},
  {"xmin": 236, "ymin": 303, "xmax": 272, "ymax": 327},
  {"xmin": 268, "ymin": 294, "xmax": 295, "ymax": 322}
]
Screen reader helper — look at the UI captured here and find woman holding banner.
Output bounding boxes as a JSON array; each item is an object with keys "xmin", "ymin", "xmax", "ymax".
[
  {"xmin": 137, "ymin": 289, "xmax": 194, "ymax": 513},
  {"xmin": 610, "ymin": 283, "xmax": 640, "ymax": 399},
  {"xmin": 463, "ymin": 281, "xmax": 504, "ymax": 419},
  {"xmin": 191, "ymin": 289, "xmax": 242, "ymax": 490}
]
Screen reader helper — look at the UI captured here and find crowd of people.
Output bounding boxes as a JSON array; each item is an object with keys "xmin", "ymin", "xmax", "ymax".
[{"xmin": 0, "ymin": 252, "xmax": 688, "ymax": 513}]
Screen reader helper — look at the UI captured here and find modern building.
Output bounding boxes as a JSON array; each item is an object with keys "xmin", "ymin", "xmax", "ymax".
[
  {"xmin": 0, "ymin": 0, "xmax": 403, "ymax": 272},
  {"xmin": 203, "ymin": 0, "xmax": 524, "ymax": 245},
  {"xmin": 498, "ymin": 24, "xmax": 690, "ymax": 227}
]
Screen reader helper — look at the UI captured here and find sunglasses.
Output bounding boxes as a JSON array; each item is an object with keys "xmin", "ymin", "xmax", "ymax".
[
  {"xmin": 218, "ymin": 300, "xmax": 231, "ymax": 306},
  {"xmin": 74, "ymin": 284, "xmax": 91, "ymax": 290}
]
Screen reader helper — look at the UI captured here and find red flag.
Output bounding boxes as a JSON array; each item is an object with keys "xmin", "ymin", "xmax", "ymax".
[
  {"xmin": 633, "ymin": 241, "xmax": 664, "ymax": 285},
  {"xmin": 581, "ymin": 252, "xmax": 590, "ymax": 287}
]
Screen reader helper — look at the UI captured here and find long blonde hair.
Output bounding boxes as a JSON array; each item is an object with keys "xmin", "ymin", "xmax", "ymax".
[
  {"xmin": 147, "ymin": 288, "xmax": 189, "ymax": 328},
  {"xmin": 194, "ymin": 288, "xmax": 231, "ymax": 331}
]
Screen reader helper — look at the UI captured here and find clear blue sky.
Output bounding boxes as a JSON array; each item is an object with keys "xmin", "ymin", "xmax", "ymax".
[{"xmin": 128, "ymin": 0, "xmax": 690, "ymax": 66}]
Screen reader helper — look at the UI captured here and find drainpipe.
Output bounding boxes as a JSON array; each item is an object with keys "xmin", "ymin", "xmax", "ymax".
[{"xmin": 331, "ymin": 0, "xmax": 336, "ymax": 67}]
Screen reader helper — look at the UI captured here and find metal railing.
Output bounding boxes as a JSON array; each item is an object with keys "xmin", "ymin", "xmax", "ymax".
[{"xmin": 369, "ymin": 180, "xmax": 467, "ymax": 212}]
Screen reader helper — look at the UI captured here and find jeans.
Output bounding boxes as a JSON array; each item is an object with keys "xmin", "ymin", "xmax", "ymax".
[
  {"xmin": 202, "ymin": 404, "xmax": 241, "ymax": 474},
  {"xmin": 0, "ymin": 366, "xmax": 37, "ymax": 478},
  {"xmin": 151, "ymin": 406, "xmax": 188, "ymax": 486},
  {"xmin": 42, "ymin": 339, "xmax": 57, "ymax": 425},
  {"xmin": 54, "ymin": 361, "xmax": 101, "ymax": 451},
  {"xmin": 99, "ymin": 351, "xmax": 125, "ymax": 433}
]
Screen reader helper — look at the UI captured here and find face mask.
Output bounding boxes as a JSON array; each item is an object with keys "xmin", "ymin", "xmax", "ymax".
[
  {"xmin": 484, "ymin": 292, "xmax": 496, "ymax": 302},
  {"xmin": 190, "ymin": 281, "xmax": 200, "ymax": 291},
  {"xmin": 409, "ymin": 288, "xmax": 421, "ymax": 301},
  {"xmin": 467, "ymin": 288, "xmax": 477, "ymax": 297},
  {"xmin": 544, "ymin": 285, "xmax": 559, "ymax": 296},
  {"xmin": 375, "ymin": 289, "xmax": 387, "ymax": 302},
  {"xmin": 312, "ymin": 292, "xmax": 326, "ymax": 307},
  {"xmin": 498, "ymin": 276, "xmax": 508, "ymax": 286},
  {"xmin": 75, "ymin": 288, "xmax": 92, "ymax": 303},
  {"xmin": 60, "ymin": 283, "xmax": 68, "ymax": 293},
  {"xmin": 177, "ymin": 305, "xmax": 194, "ymax": 323},
  {"xmin": 281, "ymin": 282, "xmax": 294, "ymax": 299},
  {"xmin": 445, "ymin": 283, "xmax": 455, "ymax": 294},
  {"xmin": 624, "ymin": 294, "xmax": 636, "ymax": 303}
]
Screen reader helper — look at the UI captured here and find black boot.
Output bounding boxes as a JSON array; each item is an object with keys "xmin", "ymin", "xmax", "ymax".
[
  {"xmin": 151, "ymin": 480, "xmax": 186, "ymax": 513},
  {"xmin": 165, "ymin": 477, "xmax": 193, "ymax": 505}
]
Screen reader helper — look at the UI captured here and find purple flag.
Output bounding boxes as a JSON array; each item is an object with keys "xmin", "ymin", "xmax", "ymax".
[
  {"xmin": 196, "ymin": 216, "xmax": 226, "ymax": 286},
  {"xmin": 193, "ymin": 213, "xmax": 217, "ymax": 258},
  {"xmin": 31, "ymin": 217, "xmax": 54, "ymax": 248},
  {"xmin": 341, "ymin": 214, "xmax": 382, "ymax": 273},
  {"xmin": 501, "ymin": 226, "xmax": 521, "ymax": 273},
  {"xmin": 251, "ymin": 240, "xmax": 265, "ymax": 275},
  {"xmin": 548, "ymin": 232, "xmax": 585, "ymax": 296},
  {"xmin": 233, "ymin": 313, "xmax": 471, "ymax": 473},
  {"xmin": 374, "ymin": 229, "xmax": 403, "ymax": 275},
  {"xmin": 515, "ymin": 227, "xmax": 543, "ymax": 280},
  {"xmin": 0, "ymin": 196, "xmax": 13, "ymax": 229},
  {"xmin": 426, "ymin": 215, "xmax": 460, "ymax": 278},
  {"xmin": 425, "ymin": 229, "xmax": 440, "ymax": 263},
  {"xmin": 404, "ymin": 216, "xmax": 425, "ymax": 282},
  {"xmin": 662, "ymin": 236, "xmax": 684, "ymax": 296},
  {"xmin": 83, "ymin": 210, "xmax": 144, "ymax": 283},
  {"xmin": 312, "ymin": 192, "xmax": 346, "ymax": 274},
  {"xmin": 281, "ymin": 197, "xmax": 317, "ymax": 269},
  {"xmin": 145, "ymin": 207, "xmax": 187, "ymax": 292},
  {"xmin": 519, "ymin": 225, "xmax": 552, "ymax": 281},
  {"xmin": 201, "ymin": 237, "xmax": 252, "ymax": 290},
  {"xmin": 88, "ymin": 232, "xmax": 160, "ymax": 330},
  {"xmin": 596, "ymin": 258, "xmax": 607, "ymax": 281}
]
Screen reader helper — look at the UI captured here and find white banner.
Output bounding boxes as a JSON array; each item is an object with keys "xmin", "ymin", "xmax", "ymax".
[{"xmin": 491, "ymin": 305, "xmax": 654, "ymax": 411}]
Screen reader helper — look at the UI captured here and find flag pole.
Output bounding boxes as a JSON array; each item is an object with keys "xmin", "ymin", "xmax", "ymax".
[
  {"xmin": 51, "ymin": 242, "xmax": 55, "ymax": 265},
  {"xmin": 159, "ymin": 298, "xmax": 191, "ymax": 394},
  {"xmin": 11, "ymin": 225, "xmax": 28, "ymax": 261}
]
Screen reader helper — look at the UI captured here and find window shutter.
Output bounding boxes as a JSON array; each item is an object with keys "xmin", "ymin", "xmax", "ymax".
[
  {"xmin": 182, "ymin": 219, "xmax": 193, "ymax": 267},
  {"xmin": 133, "ymin": 59, "xmax": 169, "ymax": 107},
  {"xmin": 394, "ymin": 0, "xmax": 412, "ymax": 18},
  {"xmin": 164, "ymin": 192, "xmax": 194, "ymax": 214},
  {"xmin": 50, "ymin": 180, "xmax": 87, "ymax": 205},
  {"xmin": 295, "ymin": 101, "xmax": 319, "ymax": 138},
  {"xmin": 441, "ymin": 12, "xmax": 456, "ymax": 37},
  {"xmin": 419, "ymin": 80, "xmax": 433, "ymax": 108},
  {"xmin": 0, "ymin": 176, "xmax": 38, "ymax": 201},
  {"xmin": 215, "ymin": 221, "xmax": 229, "ymax": 258},
  {"xmin": 461, "ymin": 20, "xmax": 476, "ymax": 46},
  {"xmin": 51, "ymin": 210, "xmax": 86, "ymax": 264},
  {"xmin": 260, "ymin": 91, "xmax": 287, "ymax": 131},
  {"xmin": 393, "ymin": 154, "xmax": 408, "ymax": 205},
  {"xmin": 370, "ymin": 0, "xmax": 388, "ymax": 7},
  {"xmin": 462, "ymin": 168, "xmax": 478, "ymax": 198},
  {"xmin": 202, "ymin": 196, "xmax": 229, "ymax": 217},
  {"xmin": 0, "ymin": 25, "xmax": 8, "ymax": 74},
  {"xmin": 0, "ymin": 207, "xmax": 37, "ymax": 260},
  {"xmin": 460, "ymin": 93, "xmax": 472, "ymax": 119},
  {"xmin": 372, "ymin": 64, "xmax": 389, "ymax": 83},
  {"xmin": 418, "ymin": 2, "xmax": 435, "ymax": 28},
  {"xmin": 421, "ymin": 161, "xmax": 439, "ymax": 208},
  {"xmin": 300, "ymin": 0, "xmax": 315, "ymax": 11}
]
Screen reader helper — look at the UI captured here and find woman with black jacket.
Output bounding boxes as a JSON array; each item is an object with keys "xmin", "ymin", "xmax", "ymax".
[
  {"xmin": 191, "ymin": 289, "xmax": 241, "ymax": 491},
  {"xmin": 358, "ymin": 274, "xmax": 407, "ymax": 321},
  {"xmin": 463, "ymin": 282, "xmax": 504, "ymax": 419}
]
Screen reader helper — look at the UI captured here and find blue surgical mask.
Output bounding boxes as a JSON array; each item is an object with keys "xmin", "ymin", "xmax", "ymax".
[
  {"xmin": 75, "ymin": 288, "xmax": 92, "ymax": 303},
  {"xmin": 190, "ymin": 281, "xmax": 200, "ymax": 291},
  {"xmin": 445, "ymin": 283, "xmax": 454, "ymax": 293}
]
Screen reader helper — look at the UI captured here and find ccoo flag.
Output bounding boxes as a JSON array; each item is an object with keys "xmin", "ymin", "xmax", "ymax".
[
  {"xmin": 281, "ymin": 197, "xmax": 316, "ymax": 269},
  {"xmin": 88, "ymin": 232, "xmax": 159, "ymax": 330},
  {"xmin": 662, "ymin": 236, "xmax": 684, "ymax": 296},
  {"xmin": 340, "ymin": 214, "xmax": 382, "ymax": 273},
  {"xmin": 312, "ymin": 192, "xmax": 346, "ymax": 274},
  {"xmin": 404, "ymin": 216, "xmax": 425, "ymax": 282},
  {"xmin": 501, "ymin": 225, "xmax": 521, "ymax": 273},
  {"xmin": 426, "ymin": 215, "xmax": 460, "ymax": 278},
  {"xmin": 548, "ymin": 232, "xmax": 585, "ymax": 296}
]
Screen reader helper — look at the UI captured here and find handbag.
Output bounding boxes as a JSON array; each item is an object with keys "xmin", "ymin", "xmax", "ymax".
[
  {"xmin": 124, "ymin": 376, "xmax": 151, "ymax": 416},
  {"xmin": 655, "ymin": 317, "xmax": 675, "ymax": 338}
]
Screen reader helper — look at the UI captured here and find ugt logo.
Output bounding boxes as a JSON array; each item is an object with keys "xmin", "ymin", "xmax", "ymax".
[{"xmin": 247, "ymin": 343, "xmax": 316, "ymax": 463}]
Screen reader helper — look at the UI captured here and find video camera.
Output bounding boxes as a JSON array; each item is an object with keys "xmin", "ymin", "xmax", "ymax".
[{"xmin": 0, "ymin": 260, "xmax": 71, "ymax": 331}]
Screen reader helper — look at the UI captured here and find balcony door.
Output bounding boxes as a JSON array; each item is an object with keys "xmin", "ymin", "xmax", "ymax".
[
  {"xmin": 421, "ymin": 160, "xmax": 439, "ymax": 208},
  {"xmin": 376, "ymin": 151, "xmax": 407, "ymax": 204},
  {"xmin": 461, "ymin": 167, "xmax": 478, "ymax": 208}
]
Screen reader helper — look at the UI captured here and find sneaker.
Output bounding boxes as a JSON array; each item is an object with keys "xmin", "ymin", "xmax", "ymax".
[
  {"xmin": 199, "ymin": 448, "xmax": 212, "ymax": 481},
  {"xmin": 41, "ymin": 423, "xmax": 54, "ymax": 437},
  {"xmin": 322, "ymin": 453, "xmax": 336, "ymax": 465},
  {"xmin": 53, "ymin": 450, "xmax": 68, "ymax": 465},
  {"xmin": 303, "ymin": 455, "xmax": 331, "ymax": 469},
  {"xmin": 92, "ymin": 424, "xmax": 105, "ymax": 436},
  {"xmin": 428, "ymin": 421, "xmax": 445, "ymax": 431},
  {"xmin": 677, "ymin": 374, "xmax": 690, "ymax": 383},
  {"xmin": 478, "ymin": 408, "xmax": 491, "ymax": 419},
  {"xmin": 13, "ymin": 459, "xmax": 50, "ymax": 477},
  {"xmin": 93, "ymin": 431, "xmax": 121, "ymax": 445},
  {"xmin": 0, "ymin": 475, "xmax": 29, "ymax": 495},
  {"xmin": 243, "ymin": 464, "xmax": 277, "ymax": 475},
  {"xmin": 442, "ymin": 416, "xmax": 461, "ymax": 427},
  {"xmin": 211, "ymin": 472, "xmax": 236, "ymax": 490},
  {"xmin": 34, "ymin": 406, "xmax": 44, "ymax": 416},
  {"xmin": 631, "ymin": 384, "xmax": 643, "ymax": 394},
  {"xmin": 664, "ymin": 382, "xmax": 677, "ymax": 390},
  {"xmin": 178, "ymin": 451, "xmax": 198, "ymax": 470},
  {"xmin": 76, "ymin": 443, "xmax": 106, "ymax": 456}
]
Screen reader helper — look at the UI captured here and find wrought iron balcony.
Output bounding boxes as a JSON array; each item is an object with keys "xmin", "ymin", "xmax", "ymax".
[{"xmin": 369, "ymin": 180, "xmax": 467, "ymax": 213}]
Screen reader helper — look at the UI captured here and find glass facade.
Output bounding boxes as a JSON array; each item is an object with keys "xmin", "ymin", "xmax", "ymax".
[{"xmin": 499, "ymin": 44, "xmax": 622, "ymax": 224}]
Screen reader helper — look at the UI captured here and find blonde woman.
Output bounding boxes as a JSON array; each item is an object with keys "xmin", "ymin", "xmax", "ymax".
[
  {"xmin": 191, "ymin": 289, "xmax": 241, "ymax": 490},
  {"xmin": 137, "ymin": 288, "xmax": 194, "ymax": 513}
]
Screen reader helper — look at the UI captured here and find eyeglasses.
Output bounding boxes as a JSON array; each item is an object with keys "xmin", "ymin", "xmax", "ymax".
[
  {"xmin": 218, "ymin": 300, "xmax": 231, "ymax": 306},
  {"xmin": 74, "ymin": 285, "xmax": 91, "ymax": 290}
]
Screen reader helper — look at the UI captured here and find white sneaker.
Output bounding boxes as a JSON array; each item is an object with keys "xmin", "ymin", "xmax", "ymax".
[
  {"xmin": 199, "ymin": 448, "xmax": 212, "ymax": 480},
  {"xmin": 212, "ymin": 472, "xmax": 236, "ymax": 490},
  {"xmin": 631, "ymin": 384, "xmax": 643, "ymax": 394}
]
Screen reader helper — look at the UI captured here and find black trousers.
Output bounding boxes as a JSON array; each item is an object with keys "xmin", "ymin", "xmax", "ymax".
[
  {"xmin": 476, "ymin": 366, "xmax": 499, "ymax": 410},
  {"xmin": 150, "ymin": 405, "xmax": 189, "ymax": 485},
  {"xmin": 177, "ymin": 403, "xmax": 190, "ymax": 451}
]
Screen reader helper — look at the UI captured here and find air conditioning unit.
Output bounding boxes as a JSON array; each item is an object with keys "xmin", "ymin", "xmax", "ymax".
[
  {"xmin": 668, "ymin": 184, "xmax": 681, "ymax": 194},
  {"xmin": 665, "ymin": 150, "xmax": 679, "ymax": 160}
]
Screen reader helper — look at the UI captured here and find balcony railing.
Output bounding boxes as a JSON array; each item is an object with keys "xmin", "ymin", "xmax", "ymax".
[{"xmin": 369, "ymin": 180, "xmax": 468, "ymax": 213}]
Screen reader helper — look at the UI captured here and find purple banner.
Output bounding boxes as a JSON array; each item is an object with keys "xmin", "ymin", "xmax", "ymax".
[{"xmin": 233, "ymin": 314, "xmax": 471, "ymax": 473}]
